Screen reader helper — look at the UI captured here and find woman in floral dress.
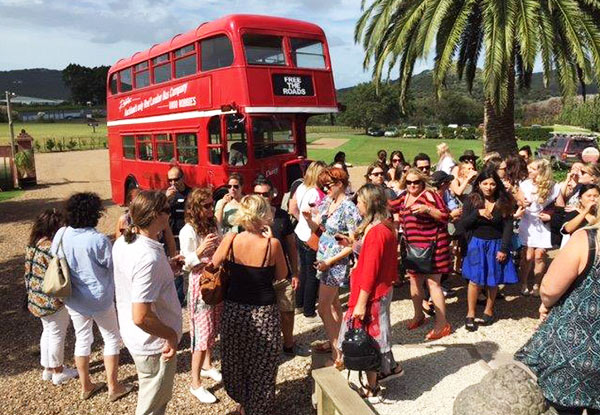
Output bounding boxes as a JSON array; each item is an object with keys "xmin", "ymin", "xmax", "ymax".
[
  {"xmin": 304, "ymin": 167, "xmax": 361, "ymax": 367},
  {"xmin": 179, "ymin": 188, "xmax": 223, "ymax": 404}
]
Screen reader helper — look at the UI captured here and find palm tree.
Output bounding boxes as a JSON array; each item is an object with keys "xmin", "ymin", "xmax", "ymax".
[{"xmin": 356, "ymin": 0, "xmax": 600, "ymax": 155}]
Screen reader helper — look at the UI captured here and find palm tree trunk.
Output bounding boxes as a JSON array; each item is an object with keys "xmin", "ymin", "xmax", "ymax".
[{"xmin": 483, "ymin": 67, "xmax": 518, "ymax": 157}]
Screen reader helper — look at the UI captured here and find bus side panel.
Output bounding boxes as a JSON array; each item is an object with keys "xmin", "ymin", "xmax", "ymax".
[{"xmin": 108, "ymin": 128, "xmax": 125, "ymax": 205}]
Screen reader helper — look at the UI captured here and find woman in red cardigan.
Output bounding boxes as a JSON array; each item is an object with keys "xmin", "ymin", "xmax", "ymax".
[{"xmin": 338, "ymin": 184, "xmax": 404, "ymax": 402}]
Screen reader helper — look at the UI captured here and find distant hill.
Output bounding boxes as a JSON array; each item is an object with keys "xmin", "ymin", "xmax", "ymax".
[
  {"xmin": 0, "ymin": 69, "xmax": 70, "ymax": 100},
  {"xmin": 337, "ymin": 69, "xmax": 598, "ymax": 104}
]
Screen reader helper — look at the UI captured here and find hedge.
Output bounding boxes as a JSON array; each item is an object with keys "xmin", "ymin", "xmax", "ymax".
[{"xmin": 515, "ymin": 127, "xmax": 552, "ymax": 141}]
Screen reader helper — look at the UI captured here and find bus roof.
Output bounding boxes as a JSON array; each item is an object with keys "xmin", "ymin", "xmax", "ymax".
[{"xmin": 109, "ymin": 14, "xmax": 326, "ymax": 74}]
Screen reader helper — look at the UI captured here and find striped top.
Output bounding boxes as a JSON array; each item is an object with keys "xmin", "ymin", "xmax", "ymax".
[
  {"xmin": 391, "ymin": 189, "xmax": 452, "ymax": 274},
  {"xmin": 24, "ymin": 238, "xmax": 63, "ymax": 317}
]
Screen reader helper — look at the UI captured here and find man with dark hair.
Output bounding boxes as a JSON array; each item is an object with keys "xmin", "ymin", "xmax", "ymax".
[
  {"xmin": 165, "ymin": 165, "xmax": 190, "ymax": 307},
  {"xmin": 413, "ymin": 153, "xmax": 432, "ymax": 176},
  {"xmin": 253, "ymin": 175, "xmax": 306, "ymax": 356}
]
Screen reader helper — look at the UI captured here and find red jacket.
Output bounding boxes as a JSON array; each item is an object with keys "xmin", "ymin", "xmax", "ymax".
[{"xmin": 348, "ymin": 222, "xmax": 398, "ymax": 308}]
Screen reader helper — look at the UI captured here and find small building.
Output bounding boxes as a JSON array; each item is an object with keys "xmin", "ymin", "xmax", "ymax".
[{"xmin": 0, "ymin": 95, "xmax": 64, "ymax": 106}]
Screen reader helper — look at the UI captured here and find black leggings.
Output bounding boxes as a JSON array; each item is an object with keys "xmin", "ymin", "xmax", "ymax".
[{"xmin": 551, "ymin": 402, "xmax": 600, "ymax": 415}]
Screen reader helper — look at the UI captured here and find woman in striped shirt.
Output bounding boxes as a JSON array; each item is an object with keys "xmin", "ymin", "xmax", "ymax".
[{"xmin": 391, "ymin": 168, "xmax": 452, "ymax": 340}]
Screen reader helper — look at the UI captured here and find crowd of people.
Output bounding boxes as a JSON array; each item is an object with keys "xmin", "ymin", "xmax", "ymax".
[{"xmin": 23, "ymin": 145, "xmax": 600, "ymax": 415}]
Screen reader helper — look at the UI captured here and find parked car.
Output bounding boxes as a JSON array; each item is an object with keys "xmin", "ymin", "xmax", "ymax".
[
  {"xmin": 447, "ymin": 124, "xmax": 459, "ymax": 129},
  {"xmin": 537, "ymin": 135, "xmax": 598, "ymax": 167},
  {"xmin": 384, "ymin": 127, "xmax": 400, "ymax": 137},
  {"xmin": 403, "ymin": 126, "xmax": 420, "ymax": 138},
  {"xmin": 367, "ymin": 127, "xmax": 385, "ymax": 137}
]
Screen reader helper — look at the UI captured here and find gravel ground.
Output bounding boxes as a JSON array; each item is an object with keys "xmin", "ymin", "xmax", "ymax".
[{"xmin": 0, "ymin": 149, "xmax": 543, "ymax": 415}]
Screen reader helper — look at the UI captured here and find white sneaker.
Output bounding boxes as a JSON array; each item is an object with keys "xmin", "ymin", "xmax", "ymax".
[
  {"xmin": 52, "ymin": 367, "xmax": 79, "ymax": 385},
  {"xmin": 189, "ymin": 386, "xmax": 217, "ymax": 403},
  {"xmin": 42, "ymin": 369, "xmax": 52, "ymax": 381},
  {"xmin": 201, "ymin": 368, "xmax": 222, "ymax": 383}
]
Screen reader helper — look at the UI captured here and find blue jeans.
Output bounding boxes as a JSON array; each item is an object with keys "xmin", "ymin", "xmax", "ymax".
[{"xmin": 296, "ymin": 236, "xmax": 319, "ymax": 317}]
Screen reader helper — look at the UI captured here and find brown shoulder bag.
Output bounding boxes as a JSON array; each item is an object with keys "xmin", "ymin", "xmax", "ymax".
[{"xmin": 200, "ymin": 234, "xmax": 235, "ymax": 305}]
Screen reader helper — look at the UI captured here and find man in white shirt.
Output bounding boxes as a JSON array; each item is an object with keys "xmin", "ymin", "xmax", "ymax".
[{"xmin": 113, "ymin": 231, "xmax": 183, "ymax": 415}]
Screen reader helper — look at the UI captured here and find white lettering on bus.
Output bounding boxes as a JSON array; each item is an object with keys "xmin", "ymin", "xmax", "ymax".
[
  {"xmin": 178, "ymin": 97, "xmax": 196, "ymax": 108},
  {"xmin": 121, "ymin": 82, "xmax": 191, "ymax": 117},
  {"xmin": 282, "ymin": 76, "xmax": 306, "ymax": 95},
  {"xmin": 265, "ymin": 167, "xmax": 279, "ymax": 177}
]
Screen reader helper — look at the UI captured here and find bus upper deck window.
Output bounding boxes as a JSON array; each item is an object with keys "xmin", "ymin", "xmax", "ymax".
[
  {"xmin": 201, "ymin": 35, "xmax": 234, "ymax": 71},
  {"xmin": 120, "ymin": 68, "xmax": 133, "ymax": 92},
  {"xmin": 109, "ymin": 74, "xmax": 118, "ymax": 95},
  {"xmin": 134, "ymin": 61, "xmax": 150, "ymax": 89},
  {"xmin": 153, "ymin": 54, "xmax": 171, "ymax": 84},
  {"xmin": 291, "ymin": 38, "xmax": 326, "ymax": 69},
  {"xmin": 243, "ymin": 34, "xmax": 285, "ymax": 66},
  {"xmin": 175, "ymin": 44, "xmax": 196, "ymax": 78}
]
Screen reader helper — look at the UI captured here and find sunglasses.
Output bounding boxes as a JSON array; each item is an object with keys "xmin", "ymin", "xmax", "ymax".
[
  {"xmin": 202, "ymin": 202, "xmax": 213, "ymax": 209},
  {"xmin": 406, "ymin": 179, "xmax": 422, "ymax": 186},
  {"xmin": 228, "ymin": 184, "xmax": 240, "ymax": 189},
  {"xmin": 254, "ymin": 191, "xmax": 270, "ymax": 198},
  {"xmin": 418, "ymin": 166, "xmax": 431, "ymax": 171},
  {"xmin": 371, "ymin": 171, "xmax": 384, "ymax": 177},
  {"xmin": 321, "ymin": 181, "xmax": 336, "ymax": 192},
  {"xmin": 167, "ymin": 176, "xmax": 182, "ymax": 183},
  {"xmin": 392, "ymin": 158, "xmax": 402, "ymax": 163}
]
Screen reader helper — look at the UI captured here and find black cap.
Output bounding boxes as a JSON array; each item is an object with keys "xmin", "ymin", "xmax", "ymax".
[
  {"xmin": 431, "ymin": 171, "xmax": 454, "ymax": 186},
  {"xmin": 459, "ymin": 150, "xmax": 479, "ymax": 162}
]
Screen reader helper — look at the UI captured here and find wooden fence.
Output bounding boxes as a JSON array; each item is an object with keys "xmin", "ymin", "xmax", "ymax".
[{"xmin": 312, "ymin": 367, "xmax": 376, "ymax": 415}]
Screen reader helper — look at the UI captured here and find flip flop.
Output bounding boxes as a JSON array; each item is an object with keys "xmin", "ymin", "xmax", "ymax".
[
  {"xmin": 108, "ymin": 383, "xmax": 134, "ymax": 402},
  {"xmin": 81, "ymin": 382, "xmax": 106, "ymax": 400}
]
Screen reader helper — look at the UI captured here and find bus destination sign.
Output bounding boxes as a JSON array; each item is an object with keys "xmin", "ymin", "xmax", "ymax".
[{"xmin": 272, "ymin": 74, "xmax": 314, "ymax": 96}]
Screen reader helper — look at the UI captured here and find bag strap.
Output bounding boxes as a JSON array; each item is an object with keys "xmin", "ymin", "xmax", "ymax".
[
  {"xmin": 56, "ymin": 227, "xmax": 67, "ymax": 258},
  {"xmin": 261, "ymin": 238, "xmax": 272, "ymax": 267}
]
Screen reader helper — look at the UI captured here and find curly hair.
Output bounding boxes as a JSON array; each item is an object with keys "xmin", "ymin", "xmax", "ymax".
[
  {"xmin": 468, "ymin": 167, "xmax": 515, "ymax": 218},
  {"xmin": 530, "ymin": 159, "xmax": 554, "ymax": 203},
  {"xmin": 318, "ymin": 167, "xmax": 349, "ymax": 189},
  {"xmin": 65, "ymin": 192, "xmax": 104, "ymax": 228},
  {"xmin": 185, "ymin": 187, "xmax": 217, "ymax": 237},
  {"xmin": 232, "ymin": 194, "xmax": 272, "ymax": 232},
  {"xmin": 29, "ymin": 209, "xmax": 64, "ymax": 246}
]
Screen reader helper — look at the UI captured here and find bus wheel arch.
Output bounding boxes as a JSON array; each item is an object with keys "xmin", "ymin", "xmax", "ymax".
[{"xmin": 124, "ymin": 175, "xmax": 139, "ymax": 204}]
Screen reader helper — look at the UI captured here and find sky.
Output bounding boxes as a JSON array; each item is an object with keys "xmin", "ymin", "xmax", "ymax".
[{"xmin": 0, "ymin": 0, "xmax": 436, "ymax": 89}]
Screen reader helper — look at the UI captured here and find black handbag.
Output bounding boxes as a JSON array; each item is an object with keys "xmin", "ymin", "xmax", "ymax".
[
  {"xmin": 341, "ymin": 317, "xmax": 381, "ymax": 372},
  {"xmin": 403, "ymin": 238, "xmax": 435, "ymax": 274}
]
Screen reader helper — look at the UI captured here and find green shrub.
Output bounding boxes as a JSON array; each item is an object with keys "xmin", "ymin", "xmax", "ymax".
[
  {"xmin": 56, "ymin": 141, "xmax": 64, "ymax": 152},
  {"xmin": 441, "ymin": 126, "xmax": 456, "ymax": 139},
  {"xmin": 45, "ymin": 138, "xmax": 55, "ymax": 151},
  {"xmin": 34, "ymin": 140, "xmax": 41, "ymax": 152},
  {"xmin": 66, "ymin": 139, "xmax": 77, "ymax": 151},
  {"xmin": 515, "ymin": 127, "xmax": 552, "ymax": 141}
]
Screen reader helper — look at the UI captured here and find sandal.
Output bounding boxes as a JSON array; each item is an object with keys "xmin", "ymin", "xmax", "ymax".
[
  {"xmin": 81, "ymin": 382, "xmax": 106, "ymax": 401},
  {"xmin": 425, "ymin": 323, "xmax": 452, "ymax": 341},
  {"xmin": 481, "ymin": 313, "xmax": 495, "ymax": 326},
  {"xmin": 423, "ymin": 301, "xmax": 436, "ymax": 317},
  {"xmin": 313, "ymin": 341, "xmax": 332, "ymax": 354},
  {"xmin": 406, "ymin": 318, "xmax": 426, "ymax": 331},
  {"xmin": 465, "ymin": 317, "xmax": 477, "ymax": 332},
  {"xmin": 359, "ymin": 384, "xmax": 382, "ymax": 404},
  {"xmin": 377, "ymin": 365, "xmax": 404, "ymax": 383}
]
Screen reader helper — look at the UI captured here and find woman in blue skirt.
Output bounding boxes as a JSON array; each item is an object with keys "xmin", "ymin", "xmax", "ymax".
[{"xmin": 456, "ymin": 167, "xmax": 518, "ymax": 331}]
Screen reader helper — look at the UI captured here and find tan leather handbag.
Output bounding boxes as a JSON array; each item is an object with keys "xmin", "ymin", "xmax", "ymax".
[
  {"xmin": 200, "ymin": 235, "xmax": 235, "ymax": 305},
  {"xmin": 43, "ymin": 230, "xmax": 72, "ymax": 298}
]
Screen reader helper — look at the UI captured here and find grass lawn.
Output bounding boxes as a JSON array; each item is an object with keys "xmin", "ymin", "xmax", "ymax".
[
  {"xmin": 0, "ymin": 189, "xmax": 24, "ymax": 202},
  {"xmin": 307, "ymin": 132, "xmax": 541, "ymax": 166},
  {"xmin": 550, "ymin": 124, "xmax": 594, "ymax": 134},
  {"xmin": 0, "ymin": 122, "xmax": 107, "ymax": 143}
]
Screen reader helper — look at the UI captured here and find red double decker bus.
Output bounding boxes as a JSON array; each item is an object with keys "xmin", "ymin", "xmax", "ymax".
[{"xmin": 107, "ymin": 14, "xmax": 339, "ymax": 204}]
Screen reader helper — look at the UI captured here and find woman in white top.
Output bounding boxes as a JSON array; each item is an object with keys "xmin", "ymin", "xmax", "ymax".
[
  {"xmin": 436, "ymin": 142, "xmax": 456, "ymax": 175},
  {"xmin": 179, "ymin": 187, "xmax": 223, "ymax": 404},
  {"xmin": 516, "ymin": 159, "xmax": 561, "ymax": 296},
  {"xmin": 292, "ymin": 161, "xmax": 326, "ymax": 318}
]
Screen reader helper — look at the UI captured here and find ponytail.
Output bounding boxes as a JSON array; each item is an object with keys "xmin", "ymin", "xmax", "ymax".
[{"xmin": 123, "ymin": 223, "xmax": 138, "ymax": 243}]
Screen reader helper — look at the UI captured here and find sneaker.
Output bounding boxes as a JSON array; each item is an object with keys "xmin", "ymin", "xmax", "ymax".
[
  {"xmin": 52, "ymin": 367, "xmax": 79, "ymax": 385},
  {"xmin": 201, "ymin": 368, "xmax": 222, "ymax": 383},
  {"xmin": 42, "ymin": 369, "xmax": 52, "ymax": 381},
  {"xmin": 521, "ymin": 287, "xmax": 530, "ymax": 296},
  {"xmin": 189, "ymin": 386, "xmax": 217, "ymax": 404},
  {"xmin": 531, "ymin": 285, "xmax": 540, "ymax": 297}
]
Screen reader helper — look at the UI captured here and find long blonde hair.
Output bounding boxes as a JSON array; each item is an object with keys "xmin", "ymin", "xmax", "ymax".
[
  {"xmin": 354, "ymin": 184, "xmax": 388, "ymax": 239},
  {"xmin": 529, "ymin": 159, "xmax": 554, "ymax": 203},
  {"xmin": 303, "ymin": 161, "xmax": 327, "ymax": 188}
]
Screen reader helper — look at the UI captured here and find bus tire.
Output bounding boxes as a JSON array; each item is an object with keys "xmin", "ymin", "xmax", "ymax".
[{"xmin": 124, "ymin": 176, "xmax": 139, "ymax": 204}]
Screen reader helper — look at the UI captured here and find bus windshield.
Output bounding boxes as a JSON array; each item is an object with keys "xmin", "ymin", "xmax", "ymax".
[{"xmin": 252, "ymin": 116, "xmax": 295, "ymax": 159}]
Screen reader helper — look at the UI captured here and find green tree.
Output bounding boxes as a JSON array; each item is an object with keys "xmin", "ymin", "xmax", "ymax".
[
  {"xmin": 338, "ymin": 82, "xmax": 402, "ymax": 132},
  {"xmin": 356, "ymin": 0, "xmax": 600, "ymax": 156},
  {"xmin": 62, "ymin": 64, "xmax": 109, "ymax": 105}
]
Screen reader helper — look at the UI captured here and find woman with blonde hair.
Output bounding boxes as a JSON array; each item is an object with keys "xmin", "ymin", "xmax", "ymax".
[
  {"xmin": 292, "ymin": 160, "xmax": 327, "ymax": 318},
  {"xmin": 179, "ymin": 188, "xmax": 223, "ymax": 403},
  {"xmin": 436, "ymin": 142, "xmax": 456, "ymax": 175},
  {"xmin": 212, "ymin": 195, "xmax": 288, "ymax": 415},
  {"xmin": 390, "ymin": 168, "xmax": 452, "ymax": 340},
  {"xmin": 517, "ymin": 159, "xmax": 561, "ymax": 296},
  {"xmin": 451, "ymin": 161, "xmax": 478, "ymax": 199}
]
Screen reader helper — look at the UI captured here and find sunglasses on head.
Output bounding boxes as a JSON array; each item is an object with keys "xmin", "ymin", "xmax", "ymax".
[
  {"xmin": 228, "ymin": 184, "xmax": 240, "ymax": 189},
  {"xmin": 167, "ymin": 176, "xmax": 182, "ymax": 183},
  {"xmin": 406, "ymin": 179, "xmax": 422, "ymax": 186}
]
